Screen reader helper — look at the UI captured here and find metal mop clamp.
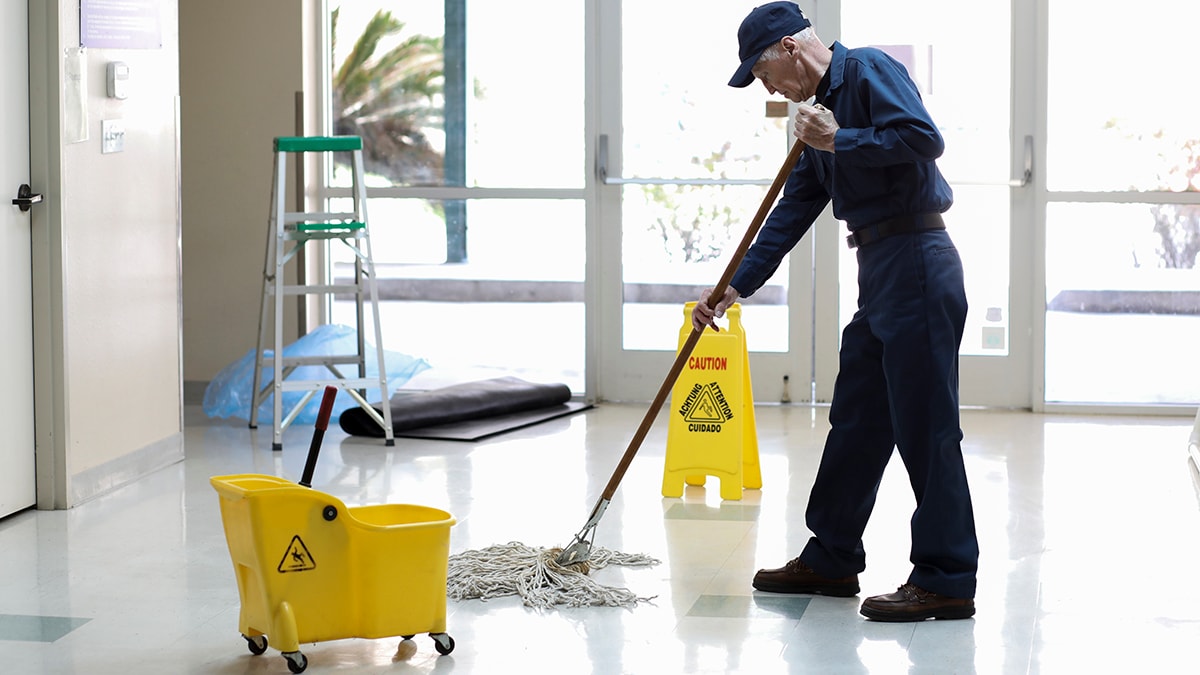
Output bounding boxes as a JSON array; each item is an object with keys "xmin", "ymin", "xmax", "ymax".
[
  {"xmin": 557, "ymin": 139, "xmax": 807, "ymax": 567},
  {"xmin": 299, "ymin": 385, "xmax": 339, "ymax": 488}
]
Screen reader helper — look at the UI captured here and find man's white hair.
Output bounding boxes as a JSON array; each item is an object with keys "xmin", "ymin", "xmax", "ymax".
[{"xmin": 757, "ymin": 27, "xmax": 818, "ymax": 63}]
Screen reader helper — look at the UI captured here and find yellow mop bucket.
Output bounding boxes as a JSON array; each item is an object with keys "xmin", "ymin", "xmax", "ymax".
[{"xmin": 211, "ymin": 388, "xmax": 456, "ymax": 673}]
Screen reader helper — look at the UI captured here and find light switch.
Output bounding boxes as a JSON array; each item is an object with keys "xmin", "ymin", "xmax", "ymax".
[
  {"xmin": 101, "ymin": 119, "xmax": 125, "ymax": 154},
  {"xmin": 107, "ymin": 62, "xmax": 130, "ymax": 99}
]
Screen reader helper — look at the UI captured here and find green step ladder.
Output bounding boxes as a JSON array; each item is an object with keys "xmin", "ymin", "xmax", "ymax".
[{"xmin": 249, "ymin": 136, "xmax": 394, "ymax": 450}]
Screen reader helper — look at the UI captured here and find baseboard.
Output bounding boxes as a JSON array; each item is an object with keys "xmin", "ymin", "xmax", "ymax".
[{"xmin": 68, "ymin": 431, "xmax": 185, "ymax": 508}]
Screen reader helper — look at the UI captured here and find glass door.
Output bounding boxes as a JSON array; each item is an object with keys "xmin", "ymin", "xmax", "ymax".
[
  {"xmin": 834, "ymin": 0, "xmax": 1034, "ymax": 407},
  {"xmin": 1041, "ymin": 0, "xmax": 1200, "ymax": 408},
  {"xmin": 592, "ymin": 0, "xmax": 815, "ymax": 403}
]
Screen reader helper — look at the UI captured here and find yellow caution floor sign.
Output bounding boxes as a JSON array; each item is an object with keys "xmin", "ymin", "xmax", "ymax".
[{"xmin": 663, "ymin": 302, "xmax": 762, "ymax": 500}]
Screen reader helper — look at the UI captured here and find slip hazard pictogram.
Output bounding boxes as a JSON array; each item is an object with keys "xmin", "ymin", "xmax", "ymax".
[
  {"xmin": 677, "ymin": 382, "xmax": 734, "ymax": 432},
  {"xmin": 277, "ymin": 535, "xmax": 316, "ymax": 573}
]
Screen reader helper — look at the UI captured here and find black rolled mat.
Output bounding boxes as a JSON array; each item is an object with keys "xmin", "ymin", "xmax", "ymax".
[{"xmin": 339, "ymin": 376, "xmax": 587, "ymax": 440}]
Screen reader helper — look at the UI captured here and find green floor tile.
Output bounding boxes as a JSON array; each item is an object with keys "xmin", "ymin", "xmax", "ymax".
[{"xmin": 0, "ymin": 614, "xmax": 91, "ymax": 643}]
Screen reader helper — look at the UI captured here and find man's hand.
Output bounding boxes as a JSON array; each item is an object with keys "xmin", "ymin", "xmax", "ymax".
[
  {"xmin": 794, "ymin": 103, "xmax": 838, "ymax": 152},
  {"xmin": 692, "ymin": 286, "xmax": 741, "ymax": 332}
]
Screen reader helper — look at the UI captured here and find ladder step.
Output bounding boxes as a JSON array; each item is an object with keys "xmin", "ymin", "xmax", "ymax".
[
  {"xmin": 274, "ymin": 136, "xmax": 363, "ymax": 153},
  {"xmin": 271, "ymin": 284, "xmax": 363, "ymax": 296},
  {"xmin": 282, "ymin": 231, "xmax": 365, "ymax": 244},
  {"xmin": 260, "ymin": 355, "xmax": 367, "ymax": 367},
  {"xmin": 285, "ymin": 211, "xmax": 357, "ymax": 223},
  {"xmin": 277, "ymin": 378, "xmax": 385, "ymax": 392}
]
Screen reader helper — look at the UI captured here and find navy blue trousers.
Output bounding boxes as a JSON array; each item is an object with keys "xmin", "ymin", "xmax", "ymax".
[{"xmin": 799, "ymin": 229, "xmax": 979, "ymax": 599}]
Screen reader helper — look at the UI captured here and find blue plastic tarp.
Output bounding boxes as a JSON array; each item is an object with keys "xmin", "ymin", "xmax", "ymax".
[{"xmin": 203, "ymin": 324, "xmax": 430, "ymax": 425}]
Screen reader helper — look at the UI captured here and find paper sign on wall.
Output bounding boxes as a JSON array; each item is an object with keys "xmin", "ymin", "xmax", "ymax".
[
  {"xmin": 81, "ymin": 0, "xmax": 162, "ymax": 50},
  {"xmin": 64, "ymin": 48, "xmax": 88, "ymax": 144}
]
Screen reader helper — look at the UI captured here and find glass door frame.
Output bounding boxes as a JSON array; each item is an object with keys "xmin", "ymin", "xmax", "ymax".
[
  {"xmin": 1032, "ymin": 0, "xmax": 1200, "ymax": 415},
  {"xmin": 588, "ymin": 0, "xmax": 817, "ymax": 404},
  {"xmin": 965, "ymin": 0, "xmax": 1036, "ymax": 409},
  {"xmin": 590, "ymin": 0, "xmax": 1038, "ymax": 408},
  {"xmin": 817, "ymin": 0, "xmax": 1038, "ymax": 409}
]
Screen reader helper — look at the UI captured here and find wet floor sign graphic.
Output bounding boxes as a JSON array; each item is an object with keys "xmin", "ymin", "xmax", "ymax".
[
  {"xmin": 663, "ymin": 302, "xmax": 761, "ymax": 501},
  {"xmin": 277, "ymin": 535, "xmax": 316, "ymax": 573},
  {"xmin": 678, "ymin": 381, "xmax": 733, "ymax": 430}
]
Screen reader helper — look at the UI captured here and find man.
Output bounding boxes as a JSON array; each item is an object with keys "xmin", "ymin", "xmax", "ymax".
[{"xmin": 693, "ymin": 1, "xmax": 979, "ymax": 622}]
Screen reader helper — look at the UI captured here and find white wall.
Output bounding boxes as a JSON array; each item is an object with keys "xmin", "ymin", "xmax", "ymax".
[
  {"xmin": 30, "ymin": 0, "xmax": 184, "ymax": 507},
  {"xmin": 179, "ymin": 0, "xmax": 307, "ymax": 386}
]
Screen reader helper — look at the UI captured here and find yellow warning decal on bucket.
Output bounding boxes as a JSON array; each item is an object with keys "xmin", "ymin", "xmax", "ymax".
[{"xmin": 277, "ymin": 535, "xmax": 317, "ymax": 573}]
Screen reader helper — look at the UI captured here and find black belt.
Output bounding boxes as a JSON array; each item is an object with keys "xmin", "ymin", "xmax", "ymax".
[{"xmin": 846, "ymin": 213, "xmax": 946, "ymax": 249}]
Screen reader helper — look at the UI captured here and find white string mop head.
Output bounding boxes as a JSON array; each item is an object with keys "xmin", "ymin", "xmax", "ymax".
[{"xmin": 447, "ymin": 542, "xmax": 660, "ymax": 610}]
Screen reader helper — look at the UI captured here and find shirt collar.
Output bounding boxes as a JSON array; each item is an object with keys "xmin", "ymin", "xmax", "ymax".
[
  {"xmin": 816, "ymin": 41, "xmax": 848, "ymax": 104},
  {"xmin": 814, "ymin": 68, "xmax": 832, "ymax": 103}
]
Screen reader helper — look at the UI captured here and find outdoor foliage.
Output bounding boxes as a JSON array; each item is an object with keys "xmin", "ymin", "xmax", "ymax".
[
  {"xmin": 1107, "ymin": 119, "xmax": 1200, "ymax": 269},
  {"xmin": 641, "ymin": 143, "xmax": 743, "ymax": 263},
  {"xmin": 1148, "ymin": 135, "xmax": 1200, "ymax": 269},
  {"xmin": 331, "ymin": 7, "xmax": 444, "ymax": 185}
]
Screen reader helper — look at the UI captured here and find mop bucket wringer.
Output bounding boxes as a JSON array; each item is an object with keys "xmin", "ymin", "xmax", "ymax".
[
  {"xmin": 210, "ymin": 389, "xmax": 456, "ymax": 673},
  {"xmin": 211, "ymin": 475, "xmax": 456, "ymax": 671}
]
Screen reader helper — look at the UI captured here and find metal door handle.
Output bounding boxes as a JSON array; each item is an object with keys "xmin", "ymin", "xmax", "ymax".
[
  {"xmin": 12, "ymin": 184, "xmax": 43, "ymax": 212},
  {"xmin": 598, "ymin": 134, "xmax": 1034, "ymax": 188},
  {"xmin": 596, "ymin": 134, "xmax": 772, "ymax": 186},
  {"xmin": 948, "ymin": 135, "xmax": 1034, "ymax": 187}
]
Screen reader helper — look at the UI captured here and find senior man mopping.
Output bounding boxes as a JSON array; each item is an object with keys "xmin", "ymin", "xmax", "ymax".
[{"xmin": 694, "ymin": 2, "xmax": 979, "ymax": 622}]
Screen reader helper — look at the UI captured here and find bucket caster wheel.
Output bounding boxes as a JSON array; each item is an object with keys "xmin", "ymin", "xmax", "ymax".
[
  {"xmin": 431, "ymin": 632, "xmax": 455, "ymax": 655},
  {"xmin": 244, "ymin": 634, "xmax": 268, "ymax": 655},
  {"xmin": 283, "ymin": 650, "xmax": 308, "ymax": 673}
]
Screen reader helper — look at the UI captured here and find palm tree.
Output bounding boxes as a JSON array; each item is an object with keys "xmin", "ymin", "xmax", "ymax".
[{"xmin": 331, "ymin": 7, "xmax": 445, "ymax": 185}]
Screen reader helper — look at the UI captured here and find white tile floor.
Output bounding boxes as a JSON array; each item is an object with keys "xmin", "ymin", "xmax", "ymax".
[{"xmin": 2, "ymin": 403, "xmax": 1200, "ymax": 674}]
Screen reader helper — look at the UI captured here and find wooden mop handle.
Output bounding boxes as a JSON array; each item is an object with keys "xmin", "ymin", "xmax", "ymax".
[{"xmin": 597, "ymin": 139, "xmax": 806, "ymax": 503}]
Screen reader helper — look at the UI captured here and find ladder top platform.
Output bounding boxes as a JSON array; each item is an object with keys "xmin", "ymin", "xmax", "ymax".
[
  {"xmin": 293, "ymin": 221, "xmax": 365, "ymax": 233},
  {"xmin": 274, "ymin": 136, "xmax": 363, "ymax": 153}
]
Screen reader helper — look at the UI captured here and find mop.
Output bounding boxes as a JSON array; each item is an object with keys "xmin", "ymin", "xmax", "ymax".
[
  {"xmin": 446, "ymin": 139, "xmax": 807, "ymax": 610},
  {"xmin": 447, "ymin": 543, "xmax": 660, "ymax": 610}
]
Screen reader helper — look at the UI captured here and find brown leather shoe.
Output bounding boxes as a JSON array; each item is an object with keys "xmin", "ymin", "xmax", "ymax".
[
  {"xmin": 752, "ymin": 557, "xmax": 860, "ymax": 596},
  {"xmin": 860, "ymin": 583, "xmax": 975, "ymax": 621}
]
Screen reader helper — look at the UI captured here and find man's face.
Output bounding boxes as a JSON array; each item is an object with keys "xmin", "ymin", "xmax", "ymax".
[{"xmin": 750, "ymin": 38, "xmax": 810, "ymax": 102}]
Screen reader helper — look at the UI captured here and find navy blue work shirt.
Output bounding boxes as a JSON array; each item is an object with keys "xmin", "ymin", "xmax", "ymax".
[{"xmin": 730, "ymin": 41, "xmax": 954, "ymax": 298}]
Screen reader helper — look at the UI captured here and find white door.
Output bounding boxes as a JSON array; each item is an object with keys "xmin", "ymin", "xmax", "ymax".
[{"xmin": 1, "ymin": 1, "xmax": 37, "ymax": 519}]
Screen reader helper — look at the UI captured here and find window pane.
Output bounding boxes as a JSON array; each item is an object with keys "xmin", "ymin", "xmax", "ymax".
[
  {"xmin": 330, "ymin": 198, "xmax": 585, "ymax": 392},
  {"xmin": 1047, "ymin": 0, "xmax": 1200, "ymax": 192},
  {"xmin": 1045, "ymin": 202, "xmax": 1200, "ymax": 404},
  {"xmin": 840, "ymin": 0, "xmax": 1012, "ymax": 357},
  {"xmin": 621, "ymin": 1, "xmax": 789, "ymax": 180},
  {"xmin": 620, "ymin": 0, "xmax": 791, "ymax": 353},
  {"xmin": 330, "ymin": 2, "xmax": 583, "ymax": 188},
  {"xmin": 621, "ymin": 183, "xmax": 790, "ymax": 353}
]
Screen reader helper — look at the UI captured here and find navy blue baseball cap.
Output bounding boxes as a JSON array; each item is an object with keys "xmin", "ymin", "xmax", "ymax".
[{"xmin": 729, "ymin": 2, "xmax": 812, "ymax": 88}]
